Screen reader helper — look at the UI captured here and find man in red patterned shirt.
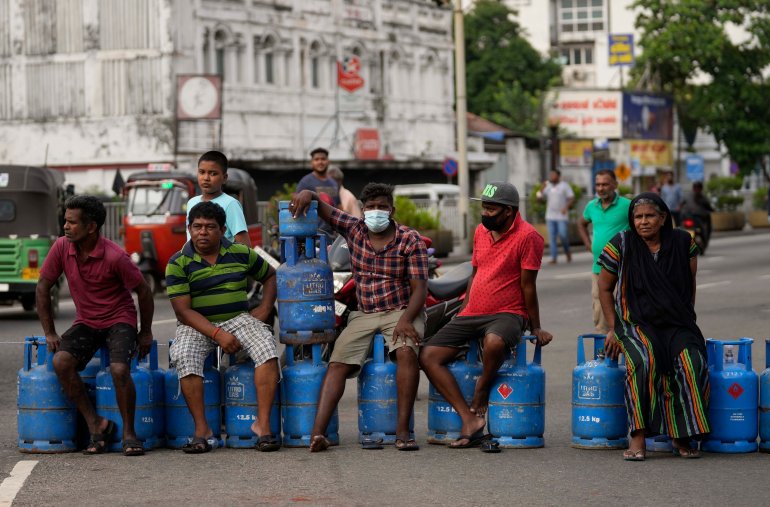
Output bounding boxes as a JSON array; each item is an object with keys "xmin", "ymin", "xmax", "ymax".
[
  {"xmin": 291, "ymin": 183, "xmax": 428, "ymax": 452},
  {"xmin": 420, "ymin": 181, "xmax": 554, "ymax": 448}
]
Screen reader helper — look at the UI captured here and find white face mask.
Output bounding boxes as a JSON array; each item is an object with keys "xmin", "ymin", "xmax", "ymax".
[{"xmin": 364, "ymin": 209, "xmax": 390, "ymax": 233}]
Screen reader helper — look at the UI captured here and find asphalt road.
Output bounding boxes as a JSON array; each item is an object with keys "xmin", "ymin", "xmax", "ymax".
[{"xmin": 0, "ymin": 230, "xmax": 768, "ymax": 506}]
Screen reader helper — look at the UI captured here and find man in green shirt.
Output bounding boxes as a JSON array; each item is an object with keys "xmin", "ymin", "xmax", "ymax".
[
  {"xmin": 166, "ymin": 201, "xmax": 279, "ymax": 453},
  {"xmin": 578, "ymin": 170, "xmax": 631, "ymax": 333}
]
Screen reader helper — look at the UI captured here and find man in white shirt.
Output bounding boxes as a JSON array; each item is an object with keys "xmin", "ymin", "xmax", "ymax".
[{"xmin": 537, "ymin": 169, "xmax": 575, "ymax": 264}]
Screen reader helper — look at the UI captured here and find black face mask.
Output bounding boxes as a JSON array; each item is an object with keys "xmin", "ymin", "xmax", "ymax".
[{"xmin": 481, "ymin": 212, "xmax": 507, "ymax": 232}]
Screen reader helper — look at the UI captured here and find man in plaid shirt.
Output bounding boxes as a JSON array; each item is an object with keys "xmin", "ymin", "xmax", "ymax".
[{"xmin": 291, "ymin": 183, "xmax": 428, "ymax": 452}]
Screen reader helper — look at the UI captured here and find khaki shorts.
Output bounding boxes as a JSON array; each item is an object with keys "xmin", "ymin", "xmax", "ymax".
[
  {"xmin": 329, "ymin": 309, "xmax": 425, "ymax": 377},
  {"xmin": 591, "ymin": 273, "xmax": 611, "ymax": 334}
]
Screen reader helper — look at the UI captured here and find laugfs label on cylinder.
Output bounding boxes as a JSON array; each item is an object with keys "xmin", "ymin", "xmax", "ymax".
[
  {"xmin": 578, "ymin": 381, "xmax": 601, "ymax": 400},
  {"xmin": 303, "ymin": 281, "xmax": 327, "ymax": 295}
]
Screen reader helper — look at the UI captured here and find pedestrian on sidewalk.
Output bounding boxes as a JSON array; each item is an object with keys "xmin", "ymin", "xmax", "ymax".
[
  {"xmin": 660, "ymin": 170, "xmax": 683, "ymax": 225},
  {"xmin": 537, "ymin": 169, "xmax": 574, "ymax": 264},
  {"xmin": 577, "ymin": 170, "xmax": 631, "ymax": 333}
]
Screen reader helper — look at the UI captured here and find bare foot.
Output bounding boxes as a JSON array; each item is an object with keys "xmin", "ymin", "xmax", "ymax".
[
  {"xmin": 469, "ymin": 388, "xmax": 490, "ymax": 417},
  {"xmin": 309, "ymin": 434, "xmax": 330, "ymax": 453}
]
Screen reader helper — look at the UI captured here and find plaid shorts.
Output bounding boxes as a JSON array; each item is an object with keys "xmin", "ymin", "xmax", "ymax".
[{"xmin": 170, "ymin": 313, "xmax": 277, "ymax": 378}]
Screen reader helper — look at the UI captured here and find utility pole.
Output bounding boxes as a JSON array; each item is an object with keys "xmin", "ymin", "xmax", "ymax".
[{"xmin": 454, "ymin": 0, "xmax": 469, "ymax": 256}]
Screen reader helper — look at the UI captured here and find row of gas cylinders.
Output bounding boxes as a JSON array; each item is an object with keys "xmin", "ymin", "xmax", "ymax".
[
  {"xmin": 19, "ymin": 331, "xmax": 770, "ymax": 453},
  {"xmin": 17, "ymin": 337, "xmax": 331, "ymax": 452},
  {"xmin": 572, "ymin": 335, "xmax": 770, "ymax": 453},
  {"xmin": 17, "ymin": 333, "xmax": 545, "ymax": 452}
]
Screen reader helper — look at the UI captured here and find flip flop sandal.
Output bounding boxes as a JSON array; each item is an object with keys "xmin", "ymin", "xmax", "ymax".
[
  {"xmin": 449, "ymin": 429, "xmax": 489, "ymax": 449},
  {"xmin": 480, "ymin": 440, "xmax": 501, "ymax": 453},
  {"xmin": 256, "ymin": 434, "xmax": 281, "ymax": 452},
  {"xmin": 394, "ymin": 439, "xmax": 420, "ymax": 451},
  {"xmin": 182, "ymin": 436, "xmax": 212, "ymax": 454},
  {"xmin": 122, "ymin": 438, "xmax": 145, "ymax": 457},
  {"xmin": 361, "ymin": 438, "xmax": 384, "ymax": 450},
  {"xmin": 623, "ymin": 449, "xmax": 646, "ymax": 461},
  {"xmin": 672, "ymin": 447, "xmax": 701, "ymax": 459},
  {"xmin": 82, "ymin": 419, "xmax": 117, "ymax": 455}
]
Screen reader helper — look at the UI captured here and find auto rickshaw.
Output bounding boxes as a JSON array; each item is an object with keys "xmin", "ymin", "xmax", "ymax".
[
  {"xmin": 122, "ymin": 168, "xmax": 263, "ymax": 292},
  {"xmin": 0, "ymin": 165, "xmax": 65, "ymax": 316}
]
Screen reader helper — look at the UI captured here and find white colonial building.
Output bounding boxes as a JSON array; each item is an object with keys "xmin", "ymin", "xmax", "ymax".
[{"xmin": 0, "ymin": 0, "xmax": 459, "ymax": 197}]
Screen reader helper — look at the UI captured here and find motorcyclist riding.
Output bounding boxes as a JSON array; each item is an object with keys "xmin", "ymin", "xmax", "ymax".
[{"xmin": 681, "ymin": 181, "xmax": 714, "ymax": 246}]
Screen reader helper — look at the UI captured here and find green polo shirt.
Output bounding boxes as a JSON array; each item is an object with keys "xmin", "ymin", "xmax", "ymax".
[
  {"xmin": 582, "ymin": 193, "xmax": 631, "ymax": 274},
  {"xmin": 165, "ymin": 238, "xmax": 269, "ymax": 322}
]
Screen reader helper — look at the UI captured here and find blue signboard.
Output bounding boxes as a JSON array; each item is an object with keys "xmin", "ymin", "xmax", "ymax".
[
  {"xmin": 685, "ymin": 154, "xmax": 704, "ymax": 182},
  {"xmin": 608, "ymin": 34, "xmax": 635, "ymax": 66},
  {"xmin": 442, "ymin": 158, "xmax": 458, "ymax": 177},
  {"xmin": 622, "ymin": 92, "xmax": 674, "ymax": 140}
]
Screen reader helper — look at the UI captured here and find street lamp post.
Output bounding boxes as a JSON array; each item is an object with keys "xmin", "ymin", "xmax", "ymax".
[{"xmin": 454, "ymin": 0, "xmax": 469, "ymax": 256}]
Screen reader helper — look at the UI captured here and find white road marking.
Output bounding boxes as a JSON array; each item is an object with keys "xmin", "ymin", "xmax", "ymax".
[
  {"xmin": 154, "ymin": 318, "xmax": 178, "ymax": 325},
  {"xmin": 702, "ymin": 256, "xmax": 724, "ymax": 263},
  {"xmin": 553, "ymin": 272, "xmax": 592, "ymax": 280},
  {"xmin": 0, "ymin": 460, "xmax": 37, "ymax": 506},
  {"xmin": 760, "ymin": 274, "xmax": 770, "ymax": 280},
  {"xmin": 698, "ymin": 269, "xmax": 713, "ymax": 275},
  {"xmin": 697, "ymin": 281, "xmax": 732, "ymax": 290}
]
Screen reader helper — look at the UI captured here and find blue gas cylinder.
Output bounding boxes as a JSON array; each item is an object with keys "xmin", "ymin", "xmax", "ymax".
[
  {"xmin": 76, "ymin": 355, "xmax": 103, "ymax": 449},
  {"xmin": 426, "ymin": 340, "xmax": 482, "ymax": 444},
  {"xmin": 164, "ymin": 343, "xmax": 222, "ymax": 449},
  {"xmin": 645, "ymin": 435, "xmax": 674, "ymax": 452},
  {"xmin": 281, "ymin": 344, "xmax": 339, "ymax": 447},
  {"xmin": 138, "ymin": 341, "xmax": 166, "ymax": 449},
  {"xmin": 703, "ymin": 338, "xmax": 758, "ymax": 453},
  {"xmin": 760, "ymin": 340, "xmax": 770, "ymax": 453},
  {"xmin": 224, "ymin": 356, "xmax": 281, "ymax": 448},
  {"xmin": 96, "ymin": 348, "xmax": 159, "ymax": 451},
  {"xmin": 17, "ymin": 336, "xmax": 77, "ymax": 453},
  {"xmin": 571, "ymin": 334, "xmax": 628, "ymax": 449},
  {"xmin": 276, "ymin": 235, "xmax": 336, "ymax": 345},
  {"xmin": 279, "ymin": 200, "xmax": 319, "ymax": 237},
  {"xmin": 358, "ymin": 334, "xmax": 414, "ymax": 444},
  {"xmin": 488, "ymin": 336, "xmax": 545, "ymax": 448}
]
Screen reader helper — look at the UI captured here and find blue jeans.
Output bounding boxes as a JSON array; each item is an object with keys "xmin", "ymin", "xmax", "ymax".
[{"xmin": 547, "ymin": 219, "xmax": 570, "ymax": 260}]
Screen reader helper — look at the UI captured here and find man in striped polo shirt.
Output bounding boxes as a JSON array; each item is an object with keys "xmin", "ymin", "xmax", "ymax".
[{"xmin": 166, "ymin": 201, "xmax": 279, "ymax": 453}]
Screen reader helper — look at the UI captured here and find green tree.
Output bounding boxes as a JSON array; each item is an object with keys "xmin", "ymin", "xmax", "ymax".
[
  {"xmin": 632, "ymin": 0, "xmax": 770, "ymax": 180},
  {"xmin": 465, "ymin": 0, "xmax": 562, "ymax": 136}
]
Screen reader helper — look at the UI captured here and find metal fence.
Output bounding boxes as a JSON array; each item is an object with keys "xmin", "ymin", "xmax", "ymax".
[
  {"xmin": 103, "ymin": 202, "xmax": 125, "ymax": 244},
  {"xmin": 102, "ymin": 201, "xmax": 274, "ymax": 247},
  {"xmin": 410, "ymin": 198, "xmax": 461, "ymax": 246}
]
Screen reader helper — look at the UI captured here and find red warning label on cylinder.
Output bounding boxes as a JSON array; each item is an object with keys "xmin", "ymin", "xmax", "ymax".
[
  {"xmin": 727, "ymin": 383, "xmax": 744, "ymax": 399},
  {"xmin": 497, "ymin": 383, "xmax": 513, "ymax": 400}
]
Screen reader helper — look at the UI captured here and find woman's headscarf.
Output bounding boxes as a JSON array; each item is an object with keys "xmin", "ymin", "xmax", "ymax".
[{"xmin": 622, "ymin": 192, "xmax": 705, "ymax": 373}]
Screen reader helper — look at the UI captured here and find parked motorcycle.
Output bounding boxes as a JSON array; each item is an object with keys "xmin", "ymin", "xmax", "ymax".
[{"xmin": 680, "ymin": 212, "xmax": 708, "ymax": 254}]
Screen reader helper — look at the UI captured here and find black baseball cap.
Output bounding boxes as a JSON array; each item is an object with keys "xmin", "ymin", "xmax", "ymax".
[{"xmin": 471, "ymin": 181, "xmax": 520, "ymax": 207}]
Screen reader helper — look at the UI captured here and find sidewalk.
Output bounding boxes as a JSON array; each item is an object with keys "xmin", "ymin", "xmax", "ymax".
[{"xmin": 444, "ymin": 223, "xmax": 770, "ymax": 265}]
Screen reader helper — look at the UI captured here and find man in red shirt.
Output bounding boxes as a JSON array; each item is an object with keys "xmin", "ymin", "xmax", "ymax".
[
  {"xmin": 419, "ymin": 181, "xmax": 553, "ymax": 448},
  {"xmin": 37, "ymin": 195, "xmax": 155, "ymax": 456}
]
